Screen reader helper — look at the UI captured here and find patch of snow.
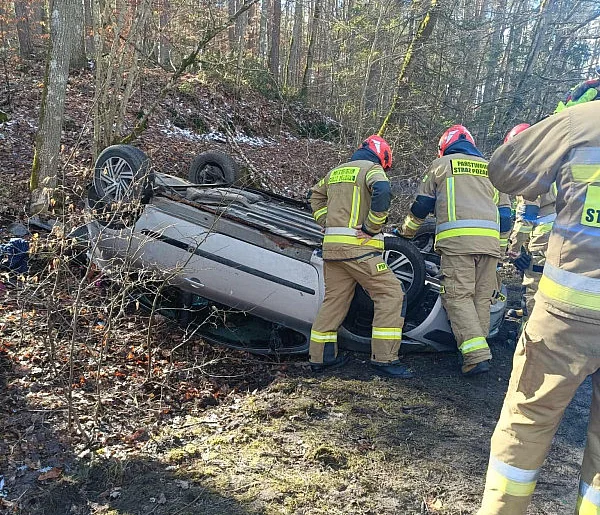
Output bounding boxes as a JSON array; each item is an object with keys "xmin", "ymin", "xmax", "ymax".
[{"xmin": 159, "ymin": 121, "xmax": 277, "ymax": 147}]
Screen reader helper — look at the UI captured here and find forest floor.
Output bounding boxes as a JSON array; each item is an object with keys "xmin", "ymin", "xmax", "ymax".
[{"xmin": 0, "ymin": 59, "xmax": 591, "ymax": 514}]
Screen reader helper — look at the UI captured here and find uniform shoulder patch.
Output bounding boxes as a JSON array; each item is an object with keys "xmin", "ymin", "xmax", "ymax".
[{"xmin": 376, "ymin": 262, "xmax": 388, "ymax": 272}]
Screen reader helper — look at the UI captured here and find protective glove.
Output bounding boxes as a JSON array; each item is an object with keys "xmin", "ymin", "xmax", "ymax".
[
  {"xmin": 555, "ymin": 79, "xmax": 600, "ymax": 113},
  {"xmin": 511, "ymin": 247, "xmax": 532, "ymax": 272},
  {"xmin": 391, "ymin": 226, "xmax": 409, "ymax": 238}
]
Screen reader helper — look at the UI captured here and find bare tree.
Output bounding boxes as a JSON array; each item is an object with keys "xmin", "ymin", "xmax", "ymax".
[
  {"xmin": 14, "ymin": 0, "xmax": 34, "ymax": 57},
  {"xmin": 269, "ymin": 0, "xmax": 281, "ymax": 77},
  {"xmin": 70, "ymin": 0, "xmax": 88, "ymax": 69},
  {"xmin": 300, "ymin": 0, "xmax": 321, "ymax": 99},
  {"xmin": 30, "ymin": 0, "xmax": 79, "ymax": 214}
]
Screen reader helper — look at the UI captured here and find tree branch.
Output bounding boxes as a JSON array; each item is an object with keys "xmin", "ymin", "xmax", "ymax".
[{"xmin": 121, "ymin": 0, "xmax": 259, "ymax": 144}]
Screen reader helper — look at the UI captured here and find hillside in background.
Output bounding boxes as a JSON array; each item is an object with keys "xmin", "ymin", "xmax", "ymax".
[{"xmin": 0, "ymin": 60, "xmax": 350, "ymax": 219}]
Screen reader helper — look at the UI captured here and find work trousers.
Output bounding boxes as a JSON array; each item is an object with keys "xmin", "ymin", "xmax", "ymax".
[
  {"xmin": 479, "ymin": 307, "xmax": 600, "ymax": 515},
  {"xmin": 440, "ymin": 253, "xmax": 497, "ymax": 369},
  {"xmin": 309, "ymin": 254, "xmax": 405, "ymax": 364}
]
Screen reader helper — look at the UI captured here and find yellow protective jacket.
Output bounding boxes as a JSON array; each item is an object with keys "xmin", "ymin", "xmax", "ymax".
[
  {"xmin": 508, "ymin": 189, "xmax": 557, "ymax": 254},
  {"xmin": 310, "ymin": 160, "xmax": 390, "ymax": 261},
  {"xmin": 489, "ymin": 101, "xmax": 600, "ymax": 324},
  {"xmin": 404, "ymin": 153, "xmax": 502, "ymax": 258}
]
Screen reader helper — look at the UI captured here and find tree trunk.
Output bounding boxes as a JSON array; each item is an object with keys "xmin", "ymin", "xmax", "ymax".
[
  {"xmin": 268, "ymin": 0, "xmax": 281, "ymax": 78},
  {"xmin": 228, "ymin": 0, "xmax": 237, "ymax": 53},
  {"xmin": 30, "ymin": 0, "xmax": 78, "ymax": 214},
  {"xmin": 300, "ymin": 0, "xmax": 321, "ymax": 99},
  {"xmin": 259, "ymin": 0, "xmax": 271, "ymax": 64},
  {"xmin": 14, "ymin": 0, "xmax": 35, "ymax": 57},
  {"xmin": 158, "ymin": 0, "xmax": 171, "ymax": 68},
  {"xmin": 285, "ymin": 0, "xmax": 303, "ymax": 90},
  {"xmin": 83, "ymin": 0, "xmax": 94, "ymax": 56},
  {"xmin": 70, "ymin": 0, "xmax": 88, "ymax": 69},
  {"xmin": 246, "ymin": 1, "xmax": 258, "ymax": 57}
]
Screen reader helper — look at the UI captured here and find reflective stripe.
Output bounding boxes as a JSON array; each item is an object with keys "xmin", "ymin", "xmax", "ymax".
[
  {"xmin": 578, "ymin": 481, "xmax": 600, "ymax": 515},
  {"xmin": 313, "ymin": 206, "xmax": 327, "ymax": 221},
  {"xmin": 436, "ymin": 228, "xmax": 499, "ymax": 242},
  {"xmin": 366, "ymin": 168, "xmax": 387, "ymax": 182},
  {"xmin": 500, "ymin": 238, "xmax": 508, "ymax": 248},
  {"xmin": 493, "ymin": 189, "xmax": 500, "ymax": 205},
  {"xmin": 349, "ymin": 186, "xmax": 361, "ymax": 228},
  {"xmin": 459, "ymin": 336, "xmax": 489, "ymax": 354},
  {"xmin": 368, "ymin": 211, "xmax": 387, "ymax": 224},
  {"xmin": 310, "ymin": 330, "xmax": 337, "ymax": 343},
  {"xmin": 532, "ymin": 222, "xmax": 553, "ymax": 236},
  {"xmin": 518, "ymin": 225, "xmax": 533, "ymax": 234},
  {"xmin": 404, "ymin": 215, "xmax": 421, "ymax": 230},
  {"xmin": 372, "ymin": 327, "xmax": 402, "ymax": 340},
  {"xmin": 571, "ymin": 147, "xmax": 600, "ymax": 163},
  {"xmin": 571, "ymin": 147, "xmax": 600, "ymax": 183},
  {"xmin": 535, "ymin": 213, "xmax": 556, "ymax": 224},
  {"xmin": 325, "ymin": 227, "xmax": 384, "ymax": 239},
  {"xmin": 446, "ymin": 177, "xmax": 456, "ymax": 221},
  {"xmin": 539, "ymin": 263, "xmax": 600, "ymax": 311},
  {"xmin": 436, "ymin": 219, "xmax": 499, "ymax": 234},
  {"xmin": 487, "ymin": 457, "xmax": 539, "ymax": 497},
  {"xmin": 573, "ymin": 165, "xmax": 600, "ymax": 183},
  {"xmin": 323, "ymin": 235, "xmax": 384, "ymax": 249}
]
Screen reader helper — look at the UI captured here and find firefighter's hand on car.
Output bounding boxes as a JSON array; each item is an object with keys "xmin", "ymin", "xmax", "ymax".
[
  {"xmin": 355, "ymin": 226, "xmax": 373, "ymax": 244},
  {"xmin": 391, "ymin": 225, "xmax": 410, "ymax": 239}
]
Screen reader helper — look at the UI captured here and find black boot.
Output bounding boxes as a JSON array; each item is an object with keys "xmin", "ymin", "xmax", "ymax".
[
  {"xmin": 462, "ymin": 360, "xmax": 490, "ymax": 377},
  {"xmin": 371, "ymin": 361, "xmax": 414, "ymax": 378},
  {"xmin": 310, "ymin": 354, "xmax": 350, "ymax": 373}
]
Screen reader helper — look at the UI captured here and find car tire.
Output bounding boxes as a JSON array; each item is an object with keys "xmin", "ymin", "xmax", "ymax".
[
  {"xmin": 411, "ymin": 219, "xmax": 436, "ymax": 253},
  {"xmin": 93, "ymin": 144, "xmax": 154, "ymax": 204},
  {"xmin": 341, "ymin": 237, "xmax": 427, "ymax": 339},
  {"xmin": 411, "ymin": 218, "xmax": 440, "ymax": 265},
  {"xmin": 189, "ymin": 151, "xmax": 242, "ymax": 186}
]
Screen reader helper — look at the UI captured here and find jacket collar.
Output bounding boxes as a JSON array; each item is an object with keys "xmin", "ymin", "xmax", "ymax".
[{"xmin": 443, "ymin": 140, "xmax": 484, "ymax": 158}]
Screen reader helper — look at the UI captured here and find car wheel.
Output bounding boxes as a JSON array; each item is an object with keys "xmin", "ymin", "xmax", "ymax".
[
  {"xmin": 341, "ymin": 237, "xmax": 426, "ymax": 339},
  {"xmin": 411, "ymin": 218, "xmax": 440, "ymax": 265},
  {"xmin": 383, "ymin": 237, "xmax": 426, "ymax": 305},
  {"xmin": 93, "ymin": 144, "xmax": 153, "ymax": 204},
  {"xmin": 411, "ymin": 219, "xmax": 436, "ymax": 253},
  {"xmin": 189, "ymin": 151, "xmax": 242, "ymax": 186}
]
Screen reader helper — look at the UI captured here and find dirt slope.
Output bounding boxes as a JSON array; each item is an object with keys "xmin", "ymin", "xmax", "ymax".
[{"xmin": 0, "ymin": 60, "xmax": 590, "ymax": 515}]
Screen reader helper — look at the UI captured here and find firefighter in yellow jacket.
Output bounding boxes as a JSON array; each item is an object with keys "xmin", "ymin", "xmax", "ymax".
[
  {"xmin": 308, "ymin": 135, "xmax": 413, "ymax": 378},
  {"xmin": 478, "ymin": 78, "xmax": 600, "ymax": 514},
  {"xmin": 504, "ymin": 123, "xmax": 557, "ymax": 323},
  {"xmin": 398, "ymin": 125, "xmax": 511, "ymax": 376}
]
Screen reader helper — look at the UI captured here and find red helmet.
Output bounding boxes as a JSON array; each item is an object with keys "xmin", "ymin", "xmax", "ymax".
[
  {"xmin": 362, "ymin": 135, "xmax": 393, "ymax": 169},
  {"xmin": 438, "ymin": 125, "xmax": 475, "ymax": 158},
  {"xmin": 504, "ymin": 123, "xmax": 530, "ymax": 143}
]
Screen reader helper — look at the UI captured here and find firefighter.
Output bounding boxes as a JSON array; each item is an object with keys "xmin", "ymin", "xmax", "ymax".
[
  {"xmin": 478, "ymin": 78, "xmax": 600, "ymax": 514},
  {"xmin": 308, "ymin": 135, "xmax": 413, "ymax": 378},
  {"xmin": 398, "ymin": 125, "xmax": 511, "ymax": 376},
  {"xmin": 504, "ymin": 123, "xmax": 557, "ymax": 323}
]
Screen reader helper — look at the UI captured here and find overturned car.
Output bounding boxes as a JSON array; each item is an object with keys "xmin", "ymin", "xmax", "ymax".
[{"xmin": 85, "ymin": 144, "xmax": 506, "ymax": 355}]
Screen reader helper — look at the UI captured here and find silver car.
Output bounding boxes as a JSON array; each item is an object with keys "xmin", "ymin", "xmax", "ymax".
[{"xmin": 85, "ymin": 144, "xmax": 506, "ymax": 355}]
